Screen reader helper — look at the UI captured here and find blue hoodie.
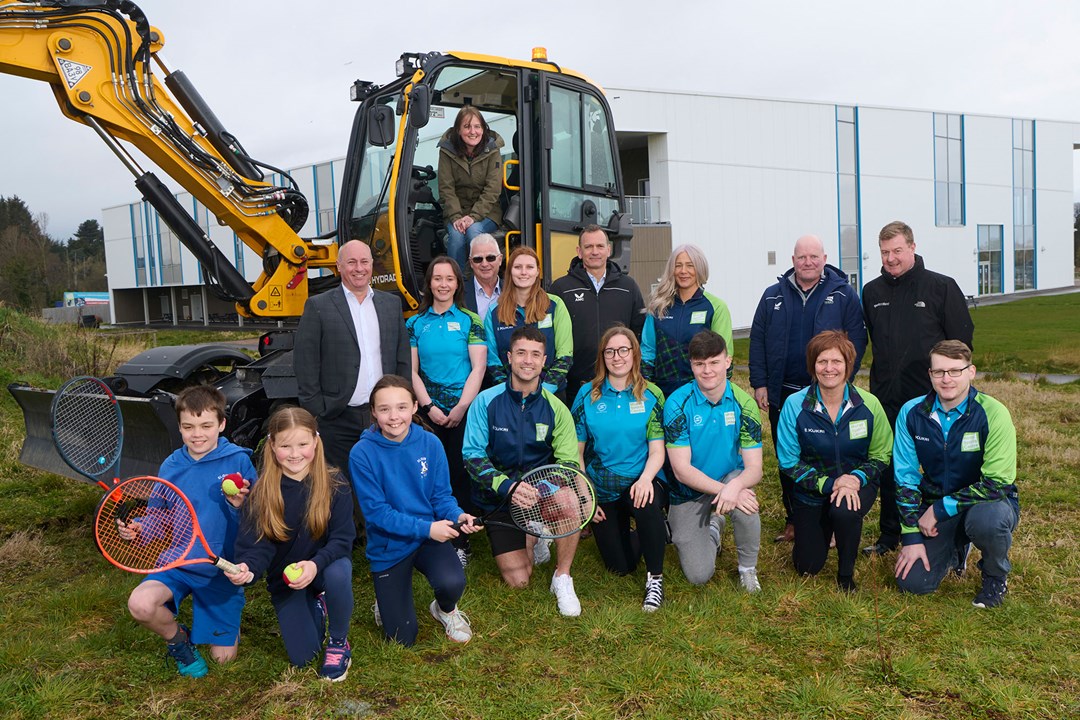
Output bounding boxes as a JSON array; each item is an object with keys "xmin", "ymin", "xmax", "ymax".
[
  {"xmin": 350, "ymin": 424, "xmax": 464, "ymax": 572},
  {"xmin": 156, "ymin": 437, "xmax": 257, "ymax": 580}
]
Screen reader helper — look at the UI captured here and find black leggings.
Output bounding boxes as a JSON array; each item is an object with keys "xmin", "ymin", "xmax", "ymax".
[
  {"xmin": 591, "ymin": 481, "xmax": 668, "ymax": 576},
  {"xmin": 791, "ymin": 483, "xmax": 877, "ymax": 578}
]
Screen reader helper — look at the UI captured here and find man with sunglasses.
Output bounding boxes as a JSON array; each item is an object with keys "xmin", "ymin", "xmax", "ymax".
[
  {"xmin": 861, "ymin": 221, "xmax": 974, "ymax": 556},
  {"xmin": 892, "ymin": 340, "xmax": 1018, "ymax": 609},
  {"xmin": 461, "ymin": 234, "xmax": 503, "ymax": 322}
]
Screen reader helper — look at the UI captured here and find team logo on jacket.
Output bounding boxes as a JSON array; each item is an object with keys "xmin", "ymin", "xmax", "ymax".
[
  {"xmin": 774, "ymin": 301, "xmax": 783, "ymax": 310},
  {"xmin": 914, "ymin": 301, "xmax": 926, "ymax": 308},
  {"xmin": 596, "ymin": 402, "xmax": 608, "ymax": 413},
  {"xmin": 573, "ymin": 292, "xmax": 585, "ymax": 302},
  {"xmin": 417, "ymin": 456, "xmax": 429, "ymax": 478},
  {"xmin": 824, "ymin": 295, "xmax": 835, "ymax": 305}
]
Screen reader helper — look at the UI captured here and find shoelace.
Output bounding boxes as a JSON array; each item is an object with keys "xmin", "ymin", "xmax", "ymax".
[
  {"xmin": 644, "ymin": 580, "xmax": 663, "ymax": 606},
  {"xmin": 445, "ymin": 608, "xmax": 472, "ymax": 633}
]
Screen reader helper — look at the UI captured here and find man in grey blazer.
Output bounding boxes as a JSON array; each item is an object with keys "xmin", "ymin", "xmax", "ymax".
[{"xmin": 294, "ymin": 239, "xmax": 410, "ymax": 489}]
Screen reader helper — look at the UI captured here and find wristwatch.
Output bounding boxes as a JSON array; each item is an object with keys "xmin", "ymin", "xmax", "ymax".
[{"xmin": 420, "ymin": 402, "xmax": 434, "ymax": 414}]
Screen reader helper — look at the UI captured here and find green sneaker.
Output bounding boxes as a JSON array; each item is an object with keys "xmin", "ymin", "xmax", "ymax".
[{"xmin": 166, "ymin": 625, "xmax": 208, "ymax": 678}]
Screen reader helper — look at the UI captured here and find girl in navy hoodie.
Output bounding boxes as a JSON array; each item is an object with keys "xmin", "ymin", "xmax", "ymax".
[
  {"xmin": 350, "ymin": 374, "xmax": 479, "ymax": 646},
  {"xmin": 227, "ymin": 406, "xmax": 356, "ymax": 682}
]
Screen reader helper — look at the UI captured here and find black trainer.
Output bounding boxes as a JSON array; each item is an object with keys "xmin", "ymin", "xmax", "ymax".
[{"xmin": 972, "ymin": 574, "xmax": 1008, "ymax": 609}]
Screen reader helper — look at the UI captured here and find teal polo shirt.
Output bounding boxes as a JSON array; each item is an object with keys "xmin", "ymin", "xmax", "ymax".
[
  {"xmin": 406, "ymin": 304, "xmax": 485, "ymax": 411},
  {"xmin": 663, "ymin": 380, "xmax": 762, "ymax": 505},
  {"xmin": 571, "ymin": 380, "xmax": 666, "ymax": 503}
]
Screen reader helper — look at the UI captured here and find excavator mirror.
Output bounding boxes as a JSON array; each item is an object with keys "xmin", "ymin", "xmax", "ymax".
[
  {"xmin": 367, "ymin": 105, "xmax": 394, "ymax": 148},
  {"xmin": 408, "ymin": 84, "xmax": 431, "ymax": 129}
]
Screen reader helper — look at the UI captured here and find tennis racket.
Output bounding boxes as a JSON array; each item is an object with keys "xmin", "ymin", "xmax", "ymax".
[
  {"xmin": 457, "ymin": 464, "xmax": 596, "ymax": 539},
  {"xmin": 94, "ymin": 475, "xmax": 240, "ymax": 575},
  {"xmin": 50, "ymin": 375, "xmax": 123, "ymax": 491}
]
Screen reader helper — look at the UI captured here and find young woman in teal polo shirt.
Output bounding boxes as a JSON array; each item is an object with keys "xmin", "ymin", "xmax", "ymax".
[{"xmin": 571, "ymin": 325, "xmax": 667, "ymax": 612}]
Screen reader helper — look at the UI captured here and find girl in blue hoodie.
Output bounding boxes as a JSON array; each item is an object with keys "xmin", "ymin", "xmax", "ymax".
[{"xmin": 350, "ymin": 375, "xmax": 479, "ymax": 646}]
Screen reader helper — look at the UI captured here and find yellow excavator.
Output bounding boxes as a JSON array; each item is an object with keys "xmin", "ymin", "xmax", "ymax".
[{"xmin": 1, "ymin": 0, "xmax": 632, "ymax": 480}]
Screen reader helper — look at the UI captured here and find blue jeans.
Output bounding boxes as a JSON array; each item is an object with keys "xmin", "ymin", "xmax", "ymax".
[
  {"xmin": 896, "ymin": 498, "xmax": 1019, "ymax": 595},
  {"xmin": 445, "ymin": 217, "xmax": 498, "ymax": 269}
]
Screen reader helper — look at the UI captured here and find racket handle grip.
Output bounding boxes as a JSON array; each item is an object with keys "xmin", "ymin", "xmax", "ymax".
[
  {"xmin": 215, "ymin": 557, "xmax": 241, "ymax": 574},
  {"xmin": 450, "ymin": 519, "xmax": 483, "ymax": 532}
]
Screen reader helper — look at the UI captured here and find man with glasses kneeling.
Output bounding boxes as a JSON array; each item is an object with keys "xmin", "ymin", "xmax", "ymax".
[{"xmin": 892, "ymin": 340, "xmax": 1019, "ymax": 609}]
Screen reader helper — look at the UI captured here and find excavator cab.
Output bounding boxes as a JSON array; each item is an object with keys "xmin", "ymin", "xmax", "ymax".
[{"xmin": 339, "ymin": 51, "xmax": 632, "ymax": 311}]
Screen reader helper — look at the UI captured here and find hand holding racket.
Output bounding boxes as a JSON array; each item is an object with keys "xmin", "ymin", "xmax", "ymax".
[
  {"xmin": 456, "ymin": 464, "xmax": 596, "ymax": 540},
  {"xmin": 94, "ymin": 475, "xmax": 240, "ymax": 575},
  {"xmin": 50, "ymin": 376, "xmax": 123, "ymax": 492}
]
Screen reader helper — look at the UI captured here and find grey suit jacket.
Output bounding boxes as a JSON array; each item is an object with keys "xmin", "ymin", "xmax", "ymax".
[{"xmin": 293, "ymin": 285, "xmax": 410, "ymax": 420}]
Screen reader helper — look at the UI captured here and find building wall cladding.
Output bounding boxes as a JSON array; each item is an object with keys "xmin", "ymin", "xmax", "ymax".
[{"xmin": 102, "ymin": 89, "xmax": 1077, "ymax": 328}]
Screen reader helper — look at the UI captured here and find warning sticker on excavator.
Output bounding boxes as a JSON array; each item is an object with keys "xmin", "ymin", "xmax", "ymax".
[
  {"xmin": 56, "ymin": 58, "xmax": 92, "ymax": 89},
  {"xmin": 270, "ymin": 287, "xmax": 282, "ymax": 297}
]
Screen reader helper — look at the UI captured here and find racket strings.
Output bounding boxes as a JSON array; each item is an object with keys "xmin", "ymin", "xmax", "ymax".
[
  {"xmin": 96, "ymin": 478, "xmax": 196, "ymax": 572},
  {"xmin": 509, "ymin": 466, "xmax": 596, "ymax": 537},
  {"xmin": 53, "ymin": 378, "xmax": 122, "ymax": 476}
]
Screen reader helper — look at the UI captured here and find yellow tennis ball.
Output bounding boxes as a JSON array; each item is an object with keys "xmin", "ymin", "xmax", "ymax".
[
  {"xmin": 283, "ymin": 563, "xmax": 303, "ymax": 583},
  {"xmin": 221, "ymin": 474, "xmax": 244, "ymax": 496}
]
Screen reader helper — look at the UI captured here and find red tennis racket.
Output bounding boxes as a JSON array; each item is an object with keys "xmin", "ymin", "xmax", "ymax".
[{"xmin": 94, "ymin": 475, "xmax": 239, "ymax": 575}]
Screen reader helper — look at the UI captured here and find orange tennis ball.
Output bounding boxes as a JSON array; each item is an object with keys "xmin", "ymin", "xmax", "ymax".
[
  {"xmin": 283, "ymin": 563, "xmax": 303, "ymax": 583},
  {"xmin": 221, "ymin": 474, "xmax": 244, "ymax": 496}
]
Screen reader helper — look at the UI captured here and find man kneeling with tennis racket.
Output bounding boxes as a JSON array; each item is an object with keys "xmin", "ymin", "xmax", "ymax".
[
  {"xmin": 120, "ymin": 386, "xmax": 257, "ymax": 678},
  {"xmin": 462, "ymin": 327, "xmax": 595, "ymax": 616}
]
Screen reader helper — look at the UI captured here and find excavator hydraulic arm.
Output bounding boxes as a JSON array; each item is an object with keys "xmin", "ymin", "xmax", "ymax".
[{"xmin": 0, "ymin": 0, "xmax": 336, "ymax": 317}]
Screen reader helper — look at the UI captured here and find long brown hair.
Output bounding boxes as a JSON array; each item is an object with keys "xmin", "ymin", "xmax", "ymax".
[
  {"xmin": 450, "ymin": 106, "xmax": 491, "ymax": 158},
  {"xmin": 251, "ymin": 406, "xmax": 338, "ymax": 542},
  {"xmin": 419, "ymin": 255, "xmax": 464, "ymax": 312},
  {"xmin": 589, "ymin": 325, "xmax": 648, "ymax": 402},
  {"xmin": 496, "ymin": 246, "xmax": 549, "ymax": 326}
]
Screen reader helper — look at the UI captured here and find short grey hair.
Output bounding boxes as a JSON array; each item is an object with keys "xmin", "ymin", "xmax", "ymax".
[{"xmin": 469, "ymin": 233, "xmax": 501, "ymax": 256}]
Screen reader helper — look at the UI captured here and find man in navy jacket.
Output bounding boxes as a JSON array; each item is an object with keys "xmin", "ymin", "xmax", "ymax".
[{"xmin": 749, "ymin": 234, "xmax": 867, "ymax": 542}]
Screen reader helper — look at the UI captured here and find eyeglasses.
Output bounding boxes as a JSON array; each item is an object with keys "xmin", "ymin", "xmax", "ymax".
[
  {"xmin": 471, "ymin": 254, "xmax": 499, "ymax": 264},
  {"xmin": 929, "ymin": 365, "xmax": 971, "ymax": 379},
  {"xmin": 603, "ymin": 346, "xmax": 632, "ymax": 358}
]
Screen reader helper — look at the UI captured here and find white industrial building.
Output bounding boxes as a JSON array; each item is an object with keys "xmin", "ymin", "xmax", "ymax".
[{"xmin": 102, "ymin": 88, "xmax": 1078, "ymax": 328}]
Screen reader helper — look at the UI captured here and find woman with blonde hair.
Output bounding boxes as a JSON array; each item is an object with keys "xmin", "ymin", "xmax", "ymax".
[
  {"xmin": 484, "ymin": 246, "xmax": 573, "ymax": 398},
  {"xmin": 571, "ymin": 325, "xmax": 668, "ymax": 611},
  {"xmin": 642, "ymin": 243, "xmax": 733, "ymax": 397}
]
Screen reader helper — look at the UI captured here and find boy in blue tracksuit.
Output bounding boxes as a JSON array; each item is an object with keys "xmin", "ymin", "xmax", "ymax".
[
  {"xmin": 893, "ymin": 341, "xmax": 1019, "ymax": 609},
  {"xmin": 464, "ymin": 326, "xmax": 584, "ymax": 616},
  {"xmin": 125, "ymin": 385, "xmax": 257, "ymax": 677}
]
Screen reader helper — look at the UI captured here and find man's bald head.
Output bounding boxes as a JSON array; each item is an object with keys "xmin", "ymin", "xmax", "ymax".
[{"xmin": 792, "ymin": 235, "xmax": 826, "ymax": 290}]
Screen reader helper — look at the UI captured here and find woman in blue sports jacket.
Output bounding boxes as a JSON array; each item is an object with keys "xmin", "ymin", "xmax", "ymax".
[
  {"xmin": 484, "ymin": 246, "xmax": 573, "ymax": 399},
  {"xmin": 642, "ymin": 243, "xmax": 733, "ymax": 398},
  {"xmin": 571, "ymin": 325, "xmax": 667, "ymax": 612},
  {"xmin": 776, "ymin": 330, "xmax": 893, "ymax": 592}
]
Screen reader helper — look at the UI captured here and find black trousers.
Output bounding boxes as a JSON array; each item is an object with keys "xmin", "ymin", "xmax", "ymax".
[
  {"xmin": 767, "ymin": 386, "xmax": 801, "ymax": 525},
  {"xmin": 875, "ymin": 405, "xmax": 902, "ymax": 548},
  {"xmin": 591, "ymin": 481, "xmax": 668, "ymax": 576},
  {"xmin": 791, "ymin": 483, "xmax": 877, "ymax": 579},
  {"xmin": 319, "ymin": 404, "xmax": 371, "ymax": 540}
]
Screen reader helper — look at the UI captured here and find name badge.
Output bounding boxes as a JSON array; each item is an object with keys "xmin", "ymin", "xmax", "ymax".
[
  {"xmin": 724, "ymin": 410, "xmax": 736, "ymax": 426},
  {"xmin": 961, "ymin": 432, "xmax": 981, "ymax": 452},
  {"xmin": 629, "ymin": 401, "xmax": 646, "ymax": 414},
  {"xmin": 690, "ymin": 311, "xmax": 707, "ymax": 325},
  {"xmin": 849, "ymin": 419, "xmax": 868, "ymax": 440},
  {"xmin": 446, "ymin": 321, "xmax": 461, "ymax": 332},
  {"xmin": 538, "ymin": 314, "xmax": 553, "ymax": 329},
  {"xmin": 535, "ymin": 423, "xmax": 549, "ymax": 442}
]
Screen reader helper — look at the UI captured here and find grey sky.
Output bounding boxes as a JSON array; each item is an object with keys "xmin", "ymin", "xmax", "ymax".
[{"xmin": 2, "ymin": 0, "xmax": 1079, "ymax": 241}]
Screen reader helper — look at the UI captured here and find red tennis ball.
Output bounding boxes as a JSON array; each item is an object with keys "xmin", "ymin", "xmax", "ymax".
[
  {"xmin": 283, "ymin": 563, "xmax": 303, "ymax": 584},
  {"xmin": 221, "ymin": 473, "xmax": 245, "ymax": 496}
]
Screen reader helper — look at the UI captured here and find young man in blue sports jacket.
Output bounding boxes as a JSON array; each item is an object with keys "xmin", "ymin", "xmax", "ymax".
[{"xmin": 892, "ymin": 340, "xmax": 1019, "ymax": 609}]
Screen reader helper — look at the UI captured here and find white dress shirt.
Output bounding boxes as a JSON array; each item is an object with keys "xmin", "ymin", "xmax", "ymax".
[{"xmin": 343, "ymin": 284, "xmax": 383, "ymax": 407}]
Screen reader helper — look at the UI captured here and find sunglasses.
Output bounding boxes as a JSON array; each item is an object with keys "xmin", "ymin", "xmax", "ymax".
[{"xmin": 471, "ymin": 254, "xmax": 499, "ymax": 264}]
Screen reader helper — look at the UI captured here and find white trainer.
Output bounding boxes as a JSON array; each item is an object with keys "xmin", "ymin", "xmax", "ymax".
[
  {"xmin": 550, "ymin": 573, "xmax": 581, "ymax": 616},
  {"xmin": 739, "ymin": 567, "xmax": 761, "ymax": 594},
  {"xmin": 642, "ymin": 572, "xmax": 664, "ymax": 612},
  {"xmin": 429, "ymin": 600, "xmax": 473, "ymax": 643}
]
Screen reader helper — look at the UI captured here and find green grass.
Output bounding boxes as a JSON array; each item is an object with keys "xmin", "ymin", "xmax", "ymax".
[
  {"xmin": 733, "ymin": 292, "xmax": 1080, "ymax": 377},
  {"xmin": 1, "ymin": 305, "xmax": 1079, "ymax": 719}
]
